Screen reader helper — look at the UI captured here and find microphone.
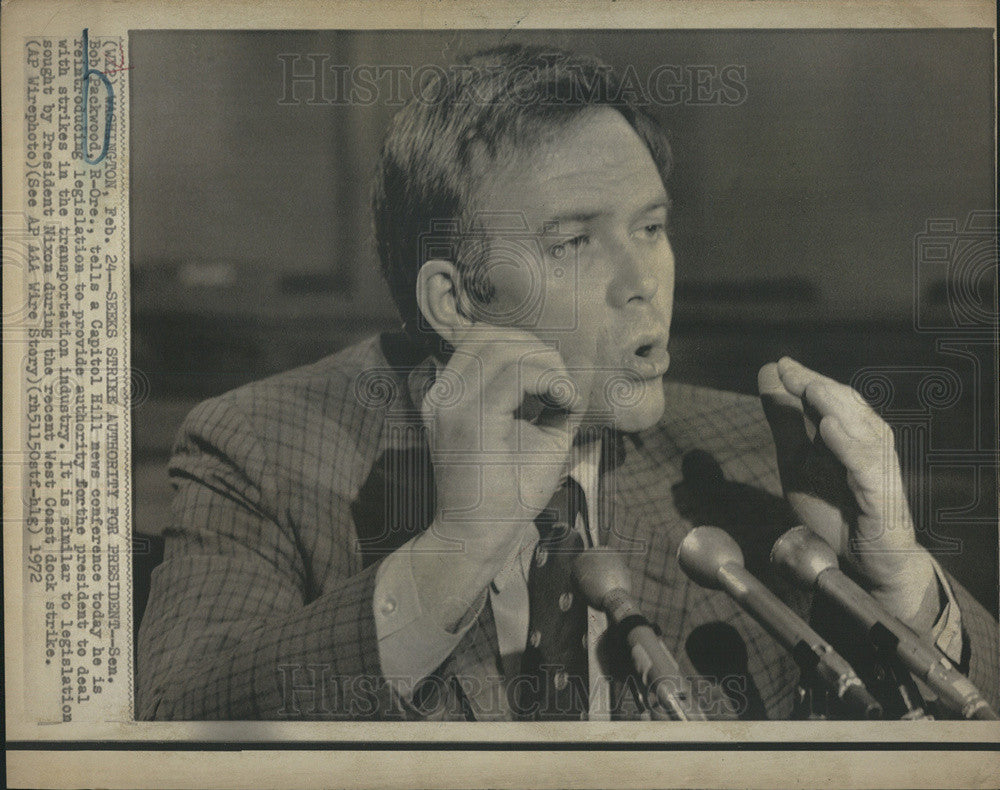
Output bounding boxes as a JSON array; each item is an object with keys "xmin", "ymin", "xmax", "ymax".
[
  {"xmin": 678, "ymin": 526, "xmax": 882, "ymax": 719},
  {"xmin": 572, "ymin": 548, "xmax": 707, "ymax": 720},
  {"xmin": 771, "ymin": 526, "xmax": 999, "ymax": 721}
]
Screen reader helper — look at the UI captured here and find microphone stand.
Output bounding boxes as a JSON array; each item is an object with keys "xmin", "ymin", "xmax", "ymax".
[
  {"xmin": 772, "ymin": 526, "xmax": 997, "ymax": 720},
  {"xmin": 678, "ymin": 526, "xmax": 883, "ymax": 719},
  {"xmin": 866, "ymin": 620, "xmax": 931, "ymax": 719},
  {"xmin": 573, "ymin": 549, "xmax": 708, "ymax": 721}
]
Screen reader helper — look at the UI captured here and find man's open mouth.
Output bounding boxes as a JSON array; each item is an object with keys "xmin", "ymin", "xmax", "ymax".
[{"xmin": 625, "ymin": 335, "xmax": 671, "ymax": 380}]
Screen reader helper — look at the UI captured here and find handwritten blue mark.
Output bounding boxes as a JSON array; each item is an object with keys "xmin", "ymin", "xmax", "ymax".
[{"xmin": 80, "ymin": 28, "xmax": 113, "ymax": 165}]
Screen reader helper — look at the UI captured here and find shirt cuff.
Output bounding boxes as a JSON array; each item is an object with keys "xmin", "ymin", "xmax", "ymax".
[
  {"xmin": 373, "ymin": 538, "xmax": 487, "ymax": 700},
  {"xmin": 928, "ymin": 557, "xmax": 963, "ymax": 664}
]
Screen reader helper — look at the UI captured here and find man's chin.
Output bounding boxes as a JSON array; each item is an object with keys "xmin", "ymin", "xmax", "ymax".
[{"xmin": 608, "ymin": 380, "xmax": 666, "ymax": 433}]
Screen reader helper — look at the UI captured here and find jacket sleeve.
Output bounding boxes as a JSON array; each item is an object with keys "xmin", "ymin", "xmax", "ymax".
[
  {"xmin": 947, "ymin": 571, "xmax": 1000, "ymax": 713},
  {"xmin": 136, "ymin": 395, "xmax": 398, "ymax": 720}
]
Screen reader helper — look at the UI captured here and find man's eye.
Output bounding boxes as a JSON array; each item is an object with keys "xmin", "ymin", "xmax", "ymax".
[
  {"xmin": 549, "ymin": 235, "xmax": 589, "ymax": 259},
  {"xmin": 642, "ymin": 222, "xmax": 667, "ymax": 239}
]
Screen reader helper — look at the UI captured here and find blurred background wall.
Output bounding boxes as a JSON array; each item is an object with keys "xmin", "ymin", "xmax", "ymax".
[{"xmin": 129, "ymin": 29, "xmax": 996, "ymax": 618}]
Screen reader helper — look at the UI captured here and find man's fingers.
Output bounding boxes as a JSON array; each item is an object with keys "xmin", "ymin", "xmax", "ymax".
[
  {"xmin": 474, "ymin": 347, "xmax": 582, "ymax": 416},
  {"xmin": 776, "ymin": 357, "xmax": 885, "ymax": 437},
  {"xmin": 777, "ymin": 357, "xmax": 859, "ymax": 411},
  {"xmin": 818, "ymin": 414, "xmax": 871, "ymax": 479},
  {"xmin": 818, "ymin": 414, "xmax": 901, "ymax": 502},
  {"xmin": 514, "ymin": 350, "xmax": 588, "ymax": 414},
  {"xmin": 445, "ymin": 328, "xmax": 542, "ymax": 385},
  {"xmin": 758, "ymin": 361, "xmax": 811, "ymax": 464},
  {"xmin": 758, "ymin": 362, "xmax": 799, "ymax": 407},
  {"xmin": 775, "ymin": 356, "xmax": 838, "ymax": 395},
  {"xmin": 438, "ymin": 330, "xmax": 584, "ymax": 416}
]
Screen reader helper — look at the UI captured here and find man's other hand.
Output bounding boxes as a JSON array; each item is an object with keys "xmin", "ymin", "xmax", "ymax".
[{"xmin": 758, "ymin": 357, "xmax": 937, "ymax": 630}]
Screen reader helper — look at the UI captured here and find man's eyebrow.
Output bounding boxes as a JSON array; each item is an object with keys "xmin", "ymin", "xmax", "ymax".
[
  {"xmin": 540, "ymin": 210, "xmax": 605, "ymax": 231},
  {"xmin": 540, "ymin": 197, "xmax": 671, "ymax": 233},
  {"xmin": 636, "ymin": 197, "xmax": 672, "ymax": 217}
]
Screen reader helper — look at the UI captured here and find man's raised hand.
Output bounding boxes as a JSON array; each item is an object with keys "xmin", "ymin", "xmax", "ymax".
[
  {"xmin": 423, "ymin": 327, "xmax": 586, "ymax": 538},
  {"xmin": 758, "ymin": 357, "xmax": 937, "ymax": 629},
  {"xmin": 411, "ymin": 328, "xmax": 586, "ymax": 631}
]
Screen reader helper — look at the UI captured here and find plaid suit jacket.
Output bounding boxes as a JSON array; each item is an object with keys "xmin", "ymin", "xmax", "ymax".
[{"xmin": 137, "ymin": 332, "xmax": 999, "ymax": 720}]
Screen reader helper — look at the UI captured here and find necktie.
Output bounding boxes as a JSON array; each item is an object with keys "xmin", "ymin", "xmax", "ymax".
[{"xmin": 515, "ymin": 477, "xmax": 590, "ymax": 720}]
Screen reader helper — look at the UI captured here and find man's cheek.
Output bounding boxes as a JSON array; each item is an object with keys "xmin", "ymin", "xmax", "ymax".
[
  {"xmin": 475, "ymin": 260, "xmax": 542, "ymax": 326},
  {"xmin": 538, "ymin": 284, "xmax": 583, "ymax": 334}
]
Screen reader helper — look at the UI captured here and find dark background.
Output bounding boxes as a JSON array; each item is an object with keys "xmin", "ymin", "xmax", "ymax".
[{"xmin": 129, "ymin": 29, "xmax": 997, "ymax": 623}]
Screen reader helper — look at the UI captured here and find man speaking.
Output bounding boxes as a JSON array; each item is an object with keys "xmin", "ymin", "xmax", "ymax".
[{"xmin": 137, "ymin": 45, "xmax": 998, "ymax": 721}]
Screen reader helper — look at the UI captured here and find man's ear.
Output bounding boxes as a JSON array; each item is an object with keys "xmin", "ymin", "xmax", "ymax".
[{"xmin": 415, "ymin": 259, "xmax": 476, "ymax": 346}]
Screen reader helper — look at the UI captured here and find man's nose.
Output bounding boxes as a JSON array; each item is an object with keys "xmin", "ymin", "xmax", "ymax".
[{"xmin": 608, "ymin": 251, "xmax": 661, "ymax": 307}]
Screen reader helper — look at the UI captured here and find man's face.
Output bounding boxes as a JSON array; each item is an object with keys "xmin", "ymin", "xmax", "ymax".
[{"xmin": 467, "ymin": 107, "xmax": 675, "ymax": 432}]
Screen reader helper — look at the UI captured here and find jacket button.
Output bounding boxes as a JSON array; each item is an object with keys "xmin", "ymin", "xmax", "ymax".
[
  {"xmin": 529, "ymin": 629, "xmax": 542, "ymax": 648},
  {"xmin": 559, "ymin": 592, "xmax": 574, "ymax": 611},
  {"xmin": 535, "ymin": 547, "xmax": 548, "ymax": 567},
  {"xmin": 553, "ymin": 670, "xmax": 569, "ymax": 691},
  {"xmin": 378, "ymin": 597, "xmax": 396, "ymax": 615}
]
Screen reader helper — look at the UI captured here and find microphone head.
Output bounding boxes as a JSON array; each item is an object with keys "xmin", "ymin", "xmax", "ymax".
[
  {"xmin": 572, "ymin": 548, "xmax": 632, "ymax": 608},
  {"xmin": 770, "ymin": 526, "xmax": 838, "ymax": 588},
  {"xmin": 677, "ymin": 526, "xmax": 744, "ymax": 590}
]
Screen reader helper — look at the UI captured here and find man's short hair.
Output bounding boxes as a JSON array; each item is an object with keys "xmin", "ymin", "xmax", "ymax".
[{"xmin": 371, "ymin": 44, "xmax": 674, "ymax": 344}]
